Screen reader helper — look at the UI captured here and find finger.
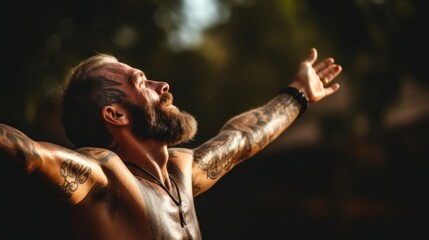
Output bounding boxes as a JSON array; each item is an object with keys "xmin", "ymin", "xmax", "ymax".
[
  {"xmin": 323, "ymin": 83, "xmax": 340, "ymax": 96},
  {"xmin": 305, "ymin": 48, "xmax": 318, "ymax": 65},
  {"xmin": 318, "ymin": 64, "xmax": 342, "ymax": 85},
  {"xmin": 314, "ymin": 58, "xmax": 335, "ymax": 72},
  {"xmin": 317, "ymin": 64, "xmax": 340, "ymax": 79},
  {"xmin": 327, "ymin": 64, "xmax": 342, "ymax": 81}
]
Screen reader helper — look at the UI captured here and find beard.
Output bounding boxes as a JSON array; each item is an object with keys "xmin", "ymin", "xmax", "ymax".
[{"xmin": 127, "ymin": 92, "xmax": 197, "ymax": 146}]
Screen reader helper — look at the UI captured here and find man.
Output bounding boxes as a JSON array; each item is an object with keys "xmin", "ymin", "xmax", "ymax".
[{"xmin": 0, "ymin": 48, "xmax": 342, "ymax": 239}]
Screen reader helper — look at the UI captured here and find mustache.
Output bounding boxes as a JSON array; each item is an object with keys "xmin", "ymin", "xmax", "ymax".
[{"xmin": 159, "ymin": 92, "xmax": 174, "ymax": 105}]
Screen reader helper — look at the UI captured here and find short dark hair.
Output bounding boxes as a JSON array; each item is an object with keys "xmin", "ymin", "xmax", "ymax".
[{"xmin": 60, "ymin": 54, "xmax": 126, "ymax": 148}]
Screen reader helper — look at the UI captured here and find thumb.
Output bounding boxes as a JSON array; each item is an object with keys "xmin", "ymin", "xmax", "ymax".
[{"xmin": 306, "ymin": 48, "xmax": 317, "ymax": 65}]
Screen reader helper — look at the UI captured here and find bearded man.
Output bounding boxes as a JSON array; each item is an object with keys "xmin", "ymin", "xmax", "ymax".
[{"xmin": 0, "ymin": 48, "xmax": 342, "ymax": 239}]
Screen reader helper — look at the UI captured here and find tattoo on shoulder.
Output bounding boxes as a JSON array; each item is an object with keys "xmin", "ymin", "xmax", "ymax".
[
  {"xmin": 56, "ymin": 159, "xmax": 92, "ymax": 199},
  {"xmin": 79, "ymin": 148, "xmax": 117, "ymax": 164}
]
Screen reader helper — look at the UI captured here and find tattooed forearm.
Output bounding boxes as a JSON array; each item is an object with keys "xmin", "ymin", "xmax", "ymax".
[
  {"xmin": 194, "ymin": 94, "xmax": 300, "ymax": 179},
  {"xmin": 194, "ymin": 131, "xmax": 242, "ymax": 178},
  {"xmin": 0, "ymin": 124, "xmax": 41, "ymax": 167},
  {"xmin": 225, "ymin": 94, "xmax": 298, "ymax": 153},
  {"xmin": 57, "ymin": 159, "xmax": 92, "ymax": 198}
]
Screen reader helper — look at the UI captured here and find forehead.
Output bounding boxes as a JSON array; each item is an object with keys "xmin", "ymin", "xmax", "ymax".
[{"xmin": 95, "ymin": 61, "xmax": 141, "ymax": 83}]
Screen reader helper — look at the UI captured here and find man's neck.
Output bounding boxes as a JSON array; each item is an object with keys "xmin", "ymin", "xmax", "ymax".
[{"xmin": 114, "ymin": 137, "xmax": 171, "ymax": 186}]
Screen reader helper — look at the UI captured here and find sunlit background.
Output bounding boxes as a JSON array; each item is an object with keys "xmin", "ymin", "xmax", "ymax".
[{"xmin": 1, "ymin": 0, "xmax": 429, "ymax": 239}]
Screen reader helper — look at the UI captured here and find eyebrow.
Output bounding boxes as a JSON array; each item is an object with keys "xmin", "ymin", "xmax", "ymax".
[{"xmin": 130, "ymin": 70, "xmax": 146, "ymax": 83}]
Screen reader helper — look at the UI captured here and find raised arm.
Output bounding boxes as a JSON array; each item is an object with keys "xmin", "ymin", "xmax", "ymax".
[
  {"xmin": 0, "ymin": 123, "xmax": 111, "ymax": 204},
  {"xmin": 191, "ymin": 48, "xmax": 342, "ymax": 196}
]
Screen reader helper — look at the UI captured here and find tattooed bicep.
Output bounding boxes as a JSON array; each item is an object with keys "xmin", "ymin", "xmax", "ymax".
[
  {"xmin": 55, "ymin": 158, "xmax": 93, "ymax": 199},
  {"xmin": 51, "ymin": 149, "xmax": 111, "ymax": 202}
]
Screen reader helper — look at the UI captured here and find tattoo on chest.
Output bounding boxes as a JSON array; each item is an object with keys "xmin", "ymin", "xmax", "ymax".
[{"xmin": 57, "ymin": 159, "xmax": 92, "ymax": 198}]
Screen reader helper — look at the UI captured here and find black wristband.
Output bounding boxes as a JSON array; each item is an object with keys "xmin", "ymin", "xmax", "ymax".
[{"xmin": 278, "ymin": 87, "xmax": 308, "ymax": 118}]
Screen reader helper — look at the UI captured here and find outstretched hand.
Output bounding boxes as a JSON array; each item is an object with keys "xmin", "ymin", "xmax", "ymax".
[{"xmin": 289, "ymin": 48, "xmax": 342, "ymax": 103}]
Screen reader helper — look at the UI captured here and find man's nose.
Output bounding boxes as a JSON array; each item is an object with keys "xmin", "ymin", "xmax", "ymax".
[{"xmin": 148, "ymin": 80, "xmax": 169, "ymax": 95}]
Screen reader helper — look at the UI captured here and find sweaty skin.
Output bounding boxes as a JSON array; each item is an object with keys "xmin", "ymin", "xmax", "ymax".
[
  {"xmin": 0, "ymin": 48, "xmax": 342, "ymax": 239},
  {"xmin": 0, "ymin": 93, "xmax": 297, "ymax": 240}
]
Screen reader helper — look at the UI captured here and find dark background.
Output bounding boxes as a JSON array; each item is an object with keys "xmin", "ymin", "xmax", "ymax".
[{"xmin": 1, "ymin": 0, "xmax": 429, "ymax": 239}]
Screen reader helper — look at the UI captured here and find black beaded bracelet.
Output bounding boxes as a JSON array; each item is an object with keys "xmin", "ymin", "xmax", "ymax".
[{"xmin": 278, "ymin": 87, "xmax": 309, "ymax": 118}]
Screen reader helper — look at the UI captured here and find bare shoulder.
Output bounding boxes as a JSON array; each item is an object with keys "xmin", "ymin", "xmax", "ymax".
[
  {"xmin": 168, "ymin": 148, "xmax": 193, "ymax": 173},
  {"xmin": 168, "ymin": 147, "xmax": 193, "ymax": 157},
  {"xmin": 168, "ymin": 148, "xmax": 193, "ymax": 162},
  {"xmin": 69, "ymin": 147, "xmax": 139, "ymax": 205},
  {"xmin": 75, "ymin": 147, "xmax": 120, "ymax": 165},
  {"xmin": 74, "ymin": 147, "xmax": 129, "ymax": 182}
]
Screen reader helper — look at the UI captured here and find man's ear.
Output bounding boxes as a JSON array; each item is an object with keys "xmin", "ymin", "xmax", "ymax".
[{"xmin": 102, "ymin": 105, "xmax": 129, "ymax": 126}]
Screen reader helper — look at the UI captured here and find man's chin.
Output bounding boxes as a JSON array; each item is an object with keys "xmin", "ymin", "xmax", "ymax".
[
  {"xmin": 159, "ymin": 104, "xmax": 179, "ymax": 116},
  {"xmin": 130, "ymin": 98, "xmax": 197, "ymax": 146},
  {"xmin": 168, "ymin": 114, "xmax": 198, "ymax": 146}
]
